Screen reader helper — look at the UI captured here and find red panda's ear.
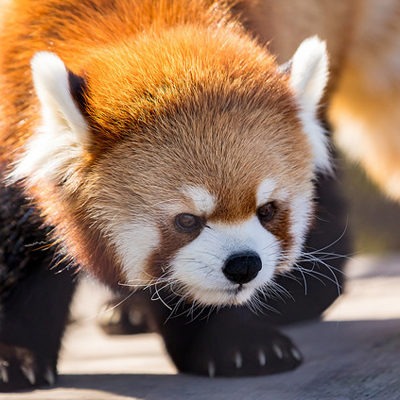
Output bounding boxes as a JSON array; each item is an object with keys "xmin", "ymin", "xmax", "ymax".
[
  {"xmin": 289, "ymin": 37, "xmax": 328, "ymax": 113},
  {"xmin": 283, "ymin": 37, "xmax": 331, "ymax": 173},
  {"xmin": 10, "ymin": 52, "xmax": 89, "ymax": 186},
  {"xmin": 31, "ymin": 52, "xmax": 88, "ymax": 141}
]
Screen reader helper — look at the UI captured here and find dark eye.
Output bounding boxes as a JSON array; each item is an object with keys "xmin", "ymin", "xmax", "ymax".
[
  {"xmin": 257, "ymin": 201, "xmax": 277, "ymax": 225},
  {"xmin": 174, "ymin": 213, "xmax": 204, "ymax": 233}
]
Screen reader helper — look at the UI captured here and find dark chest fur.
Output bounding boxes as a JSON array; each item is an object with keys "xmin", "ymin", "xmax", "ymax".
[{"xmin": 0, "ymin": 171, "xmax": 53, "ymax": 306}]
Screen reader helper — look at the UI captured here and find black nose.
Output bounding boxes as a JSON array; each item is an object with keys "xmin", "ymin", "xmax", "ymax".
[{"xmin": 222, "ymin": 252, "xmax": 262, "ymax": 284}]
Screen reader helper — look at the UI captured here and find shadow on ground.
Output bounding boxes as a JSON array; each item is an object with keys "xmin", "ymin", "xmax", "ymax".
[{"xmin": 45, "ymin": 319, "xmax": 400, "ymax": 400}]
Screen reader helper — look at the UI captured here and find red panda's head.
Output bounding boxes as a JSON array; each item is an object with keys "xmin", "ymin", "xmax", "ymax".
[{"xmin": 12, "ymin": 30, "xmax": 329, "ymax": 306}]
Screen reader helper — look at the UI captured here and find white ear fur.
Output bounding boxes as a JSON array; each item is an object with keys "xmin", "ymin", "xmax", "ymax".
[
  {"xmin": 287, "ymin": 36, "xmax": 331, "ymax": 172},
  {"xmin": 10, "ymin": 52, "xmax": 89, "ymax": 185},
  {"xmin": 290, "ymin": 37, "xmax": 328, "ymax": 112},
  {"xmin": 31, "ymin": 51, "xmax": 88, "ymax": 137}
]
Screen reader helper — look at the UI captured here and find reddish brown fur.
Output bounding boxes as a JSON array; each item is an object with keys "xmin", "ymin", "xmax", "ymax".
[
  {"xmin": 265, "ymin": 207, "xmax": 292, "ymax": 253},
  {"xmin": 147, "ymin": 223, "xmax": 202, "ymax": 280},
  {"xmin": 0, "ymin": 0, "xmax": 308, "ymax": 162}
]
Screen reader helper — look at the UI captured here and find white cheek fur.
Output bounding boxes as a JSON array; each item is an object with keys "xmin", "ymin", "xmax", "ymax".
[
  {"xmin": 286, "ymin": 193, "xmax": 313, "ymax": 267},
  {"xmin": 112, "ymin": 221, "xmax": 160, "ymax": 283},
  {"xmin": 170, "ymin": 216, "xmax": 280, "ymax": 305}
]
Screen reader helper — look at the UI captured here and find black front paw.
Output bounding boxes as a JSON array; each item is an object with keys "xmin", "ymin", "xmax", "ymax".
[
  {"xmin": 0, "ymin": 343, "xmax": 56, "ymax": 392},
  {"xmin": 168, "ymin": 310, "xmax": 302, "ymax": 377}
]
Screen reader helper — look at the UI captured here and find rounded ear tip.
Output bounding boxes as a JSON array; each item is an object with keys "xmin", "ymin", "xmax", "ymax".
[
  {"xmin": 30, "ymin": 52, "xmax": 66, "ymax": 77},
  {"xmin": 290, "ymin": 35, "xmax": 329, "ymax": 97},
  {"xmin": 296, "ymin": 36, "xmax": 327, "ymax": 59},
  {"xmin": 31, "ymin": 51, "xmax": 56, "ymax": 63},
  {"xmin": 301, "ymin": 35, "xmax": 326, "ymax": 47}
]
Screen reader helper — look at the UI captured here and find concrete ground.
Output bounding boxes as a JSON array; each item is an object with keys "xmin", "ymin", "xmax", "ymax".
[{"xmin": 3, "ymin": 254, "xmax": 400, "ymax": 400}]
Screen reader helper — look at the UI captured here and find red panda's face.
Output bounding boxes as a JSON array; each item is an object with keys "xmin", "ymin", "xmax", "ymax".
[
  {"xmin": 12, "ymin": 34, "xmax": 329, "ymax": 306},
  {"xmin": 80, "ymin": 102, "xmax": 315, "ymax": 305}
]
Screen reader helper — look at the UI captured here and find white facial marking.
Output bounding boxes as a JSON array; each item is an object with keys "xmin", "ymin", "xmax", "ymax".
[
  {"xmin": 287, "ymin": 36, "xmax": 331, "ymax": 172},
  {"xmin": 10, "ymin": 52, "xmax": 89, "ymax": 186},
  {"xmin": 256, "ymin": 178, "xmax": 277, "ymax": 207},
  {"xmin": 170, "ymin": 216, "xmax": 281, "ymax": 305},
  {"xmin": 285, "ymin": 193, "xmax": 313, "ymax": 267},
  {"xmin": 181, "ymin": 185, "xmax": 216, "ymax": 215},
  {"xmin": 112, "ymin": 221, "xmax": 160, "ymax": 283}
]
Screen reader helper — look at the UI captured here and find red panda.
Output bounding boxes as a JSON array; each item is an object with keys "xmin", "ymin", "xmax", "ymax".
[
  {"xmin": 0, "ymin": 0, "xmax": 365, "ymax": 391},
  {"xmin": 0, "ymin": 0, "xmax": 329, "ymax": 305}
]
